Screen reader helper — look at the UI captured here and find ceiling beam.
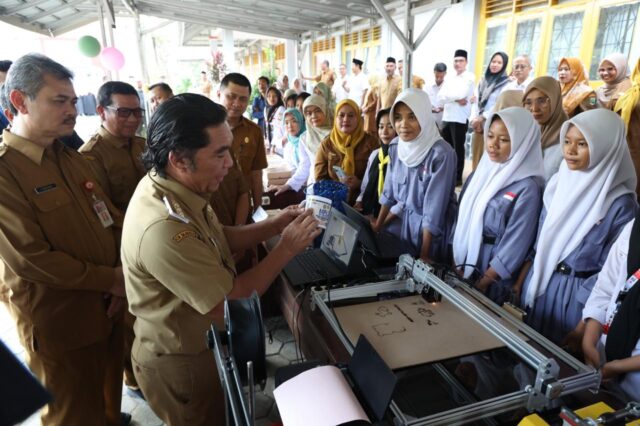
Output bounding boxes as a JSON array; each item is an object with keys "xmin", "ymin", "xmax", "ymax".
[
  {"xmin": 1, "ymin": 0, "xmax": 53, "ymax": 15},
  {"xmin": 0, "ymin": 14, "xmax": 48, "ymax": 35},
  {"xmin": 137, "ymin": 0, "xmax": 323, "ymax": 31},
  {"xmin": 26, "ymin": 0, "xmax": 87, "ymax": 24},
  {"xmin": 49, "ymin": 14, "xmax": 99, "ymax": 36},
  {"xmin": 138, "ymin": 3, "xmax": 311, "ymax": 35},
  {"xmin": 145, "ymin": 10, "xmax": 298, "ymax": 40},
  {"xmin": 267, "ymin": 0, "xmax": 378, "ymax": 19},
  {"xmin": 180, "ymin": 22, "xmax": 206, "ymax": 45},
  {"xmin": 197, "ymin": 0, "xmax": 332, "ymax": 26}
]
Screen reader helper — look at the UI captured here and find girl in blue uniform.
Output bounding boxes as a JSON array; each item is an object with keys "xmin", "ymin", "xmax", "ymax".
[
  {"xmin": 373, "ymin": 89, "xmax": 458, "ymax": 264},
  {"xmin": 521, "ymin": 109, "xmax": 638, "ymax": 346},
  {"xmin": 453, "ymin": 107, "xmax": 545, "ymax": 305}
]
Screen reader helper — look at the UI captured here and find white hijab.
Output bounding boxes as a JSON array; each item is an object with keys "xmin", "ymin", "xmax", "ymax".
[
  {"xmin": 390, "ymin": 88, "xmax": 442, "ymax": 167},
  {"xmin": 524, "ymin": 109, "xmax": 637, "ymax": 308},
  {"xmin": 301, "ymin": 94, "xmax": 331, "ymax": 155},
  {"xmin": 453, "ymin": 107, "xmax": 544, "ymax": 277}
]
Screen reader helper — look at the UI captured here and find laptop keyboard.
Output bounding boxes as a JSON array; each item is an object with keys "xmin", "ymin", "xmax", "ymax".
[{"xmin": 296, "ymin": 252, "xmax": 330, "ymax": 282}]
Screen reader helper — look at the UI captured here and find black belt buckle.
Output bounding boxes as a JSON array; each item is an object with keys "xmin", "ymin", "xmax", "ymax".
[{"xmin": 556, "ymin": 262, "xmax": 570, "ymax": 274}]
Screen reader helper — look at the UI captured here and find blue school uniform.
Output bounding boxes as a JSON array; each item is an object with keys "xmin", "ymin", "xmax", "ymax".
[
  {"xmin": 458, "ymin": 175, "xmax": 544, "ymax": 305},
  {"xmin": 521, "ymin": 193, "xmax": 637, "ymax": 343},
  {"xmin": 379, "ymin": 139, "xmax": 458, "ymax": 263}
]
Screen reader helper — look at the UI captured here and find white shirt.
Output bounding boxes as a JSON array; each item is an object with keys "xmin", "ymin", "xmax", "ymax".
[
  {"xmin": 426, "ymin": 83, "xmax": 445, "ymax": 130},
  {"xmin": 333, "ymin": 75, "xmax": 348, "ymax": 103},
  {"xmin": 285, "ymin": 133, "xmax": 315, "ymax": 192},
  {"xmin": 503, "ymin": 75, "xmax": 534, "ymax": 92},
  {"xmin": 582, "ymin": 220, "xmax": 640, "ymax": 402},
  {"xmin": 470, "ymin": 84, "xmax": 506, "ymax": 120},
  {"xmin": 438, "ymin": 70, "xmax": 475, "ymax": 124},
  {"xmin": 347, "ymin": 72, "xmax": 370, "ymax": 106}
]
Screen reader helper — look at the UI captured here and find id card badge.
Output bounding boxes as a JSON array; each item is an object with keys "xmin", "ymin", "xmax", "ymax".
[{"xmin": 92, "ymin": 199, "xmax": 114, "ymax": 228}]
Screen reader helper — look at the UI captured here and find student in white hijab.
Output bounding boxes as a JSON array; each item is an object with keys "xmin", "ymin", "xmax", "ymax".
[
  {"xmin": 270, "ymin": 94, "xmax": 332, "ymax": 195},
  {"xmin": 520, "ymin": 108, "xmax": 638, "ymax": 346},
  {"xmin": 373, "ymin": 88, "xmax": 458, "ymax": 263},
  {"xmin": 453, "ymin": 107, "xmax": 545, "ymax": 305}
]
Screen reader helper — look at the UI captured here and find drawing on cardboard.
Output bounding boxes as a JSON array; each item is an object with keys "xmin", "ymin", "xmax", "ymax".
[{"xmin": 372, "ymin": 322, "xmax": 407, "ymax": 337}]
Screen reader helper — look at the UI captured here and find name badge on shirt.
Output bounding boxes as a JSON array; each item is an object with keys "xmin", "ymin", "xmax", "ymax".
[
  {"xmin": 84, "ymin": 180, "xmax": 114, "ymax": 228},
  {"xmin": 93, "ymin": 199, "xmax": 114, "ymax": 228},
  {"xmin": 34, "ymin": 183, "xmax": 57, "ymax": 194}
]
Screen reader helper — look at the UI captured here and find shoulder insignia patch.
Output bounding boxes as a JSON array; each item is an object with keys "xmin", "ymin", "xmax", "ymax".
[
  {"xmin": 162, "ymin": 194, "xmax": 190, "ymax": 223},
  {"xmin": 589, "ymin": 95, "xmax": 597, "ymax": 106},
  {"xmin": 172, "ymin": 230, "xmax": 201, "ymax": 243}
]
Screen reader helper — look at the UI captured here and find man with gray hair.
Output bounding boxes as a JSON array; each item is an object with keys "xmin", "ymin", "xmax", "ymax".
[
  {"xmin": 504, "ymin": 54, "xmax": 534, "ymax": 91},
  {"xmin": 0, "ymin": 53, "xmax": 127, "ymax": 426}
]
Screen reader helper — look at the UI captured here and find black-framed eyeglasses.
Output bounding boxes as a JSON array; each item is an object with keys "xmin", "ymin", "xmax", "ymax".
[{"xmin": 106, "ymin": 106, "xmax": 145, "ymax": 118}]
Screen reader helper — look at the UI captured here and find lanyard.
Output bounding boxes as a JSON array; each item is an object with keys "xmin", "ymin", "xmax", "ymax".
[{"xmin": 603, "ymin": 268, "xmax": 640, "ymax": 334}]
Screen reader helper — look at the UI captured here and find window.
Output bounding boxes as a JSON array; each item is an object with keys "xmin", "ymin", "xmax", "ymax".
[
  {"xmin": 589, "ymin": 2, "xmax": 640, "ymax": 79},
  {"xmin": 546, "ymin": 12, "xmax": 584, "ymax": 77},
  {"xmin": 483, "ymin": 25, "xmax": 508, "ymax": 70},
  {"xmin": 514, "ymin": 19, "xmax": 542, "ymax": 66}
]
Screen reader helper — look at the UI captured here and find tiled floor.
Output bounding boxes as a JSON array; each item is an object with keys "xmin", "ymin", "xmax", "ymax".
[{"xmin": 0, "ymin": 302, "xmax": 296, "ymax": 426}]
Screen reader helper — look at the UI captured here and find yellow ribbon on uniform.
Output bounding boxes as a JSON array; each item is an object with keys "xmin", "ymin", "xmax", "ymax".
[
  {"xmin": 377, "ymin": 148, "xmax": 390, "ymax": 197},
  {"xmin": 615, "ymin": 59, "xmax": 640, "ymax": 129}
]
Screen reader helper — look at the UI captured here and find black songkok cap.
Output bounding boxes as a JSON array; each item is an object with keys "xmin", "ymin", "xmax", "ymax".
[
  {"xmin": 454, "ymin": 49, "xmax": 468, "ymax": 59},
  {"xmin": 386, "ymin": 57, "xmax": 396, "ymax": 64},
  {"xmin": 352, "ymin": 58, "xmax": 363, "ymax": 66}
]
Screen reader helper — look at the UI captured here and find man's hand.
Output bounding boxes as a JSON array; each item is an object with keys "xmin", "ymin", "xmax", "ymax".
[
  {"xmin": 455, "ymin": 98, "xmax": 468, "ymax": 106},
  {"xmin": 109, "ymin": 266, "xmax": 125, "ymax": 298},
  {"xmin": 278, "ymin": 210, "xmax": 322, "ymax": 256},
  {"xmin": 272, "ymin": 184, "xmax": 292, "ymax": 196},
  {"xmin": 272, "ymin": 205, "xmax": 305, "ymax": 234},
  {"xmin": 354, "ymin": 201, "xmax": 363, "ymax": 212}
]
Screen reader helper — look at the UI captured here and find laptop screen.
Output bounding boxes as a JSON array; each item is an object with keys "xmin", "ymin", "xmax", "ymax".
[{"xmin": 321, "ymin": 209, "xmax": 359, "ymax": 267}]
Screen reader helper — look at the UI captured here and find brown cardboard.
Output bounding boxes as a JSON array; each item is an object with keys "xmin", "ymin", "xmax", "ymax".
[{"xmin": 334, "ymin": 295, "xmax": 507, "ymax": 369}]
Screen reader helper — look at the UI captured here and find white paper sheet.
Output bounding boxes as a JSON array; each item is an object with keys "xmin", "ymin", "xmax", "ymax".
[{"xmin": 274, "ymin": 365, "xmax": 370, "ymax": 426}]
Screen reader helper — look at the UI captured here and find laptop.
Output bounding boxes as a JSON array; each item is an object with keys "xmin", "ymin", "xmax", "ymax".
[
  {"xmin": 341, "ymin": 201, "xmax": 409, "ymax": 260},
  {"xmin": 283, "ymin": 209, "xmax": 362, "ymax": 288}
]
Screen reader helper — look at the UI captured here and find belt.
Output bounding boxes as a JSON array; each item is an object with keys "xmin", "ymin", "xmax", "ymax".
[
  {"xmin": 554, "ymin": 262, "xmax": 598, "ymax": 279},
  {"xmin": 482, "ymin": 235, "xmax": 497, "ymax": 245}
]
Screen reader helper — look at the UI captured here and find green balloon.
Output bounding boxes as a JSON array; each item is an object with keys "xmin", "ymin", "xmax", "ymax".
[{"xmin": 78, "ymin": 36, "xmax": 101, "ymax": 57}]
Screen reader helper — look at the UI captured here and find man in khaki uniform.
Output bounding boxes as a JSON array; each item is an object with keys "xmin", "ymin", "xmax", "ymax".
[
  {"xmin": 79, "ymin": 81, "xmax": 146, "ymax": 391},
  {"xmin": 218, "ymin": 73, "xmax": 268, "ymax": 212},
  {"xmin": 79, "ymin": 81, "xmax": 146, "ymax": 212},
  {"xmin": 301, "ymin": 60, "xmax": 337, "ymax": 88},
  {"xmin": 0, "ymin": 54, "xmax": 126, "ymax": 426},
  {"xmin": 378, "ymin": 57, "xmax": 402, "ymax": 111},
  {"xmin": 121, "ymin": 93, "xmax": 320, "ymax": 425}
]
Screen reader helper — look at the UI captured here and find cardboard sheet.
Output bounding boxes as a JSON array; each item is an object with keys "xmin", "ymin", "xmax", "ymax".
[
  {"xmin": 274, "ymin": 365, "xmax": 369, "ymax": 426},
  {"xmin": 334, "ymin": 295, "xmax": 506, "ymax": 369}
]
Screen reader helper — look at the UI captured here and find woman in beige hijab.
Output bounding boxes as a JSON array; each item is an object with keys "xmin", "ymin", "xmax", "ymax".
[
  {"xmin": 523, "ymin": 76, "xmax": 569, "ymax": 181},
  {"xmin": 596, "ymin": 52, "xmax": 631, "ymax": 110}
]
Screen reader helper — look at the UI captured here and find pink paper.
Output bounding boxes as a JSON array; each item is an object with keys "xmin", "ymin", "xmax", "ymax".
[{"xmin": 274, "ymin": 365, "xmax": 369, "ymax": 426}]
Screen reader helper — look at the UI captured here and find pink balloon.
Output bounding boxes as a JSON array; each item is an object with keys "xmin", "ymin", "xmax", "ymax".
[{"xmin": 100, "ymin": 47, "xmax": 125, "ymax": 70}]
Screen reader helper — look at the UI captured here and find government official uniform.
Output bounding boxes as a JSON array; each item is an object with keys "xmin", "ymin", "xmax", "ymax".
[
  {"xmin": 79, "ymin": 125, "xmax": 146, "ymax": 388},
  {"xmin": 79, "ymin": 126, "xmax": 146, "ymax": 212},
  {"xmin": 0, "ymin": 130, "xmax": 124, "ymax": 426},
  {"xmin": 122, "ymin": 172, "xmax": 236, "ymax": 425}
]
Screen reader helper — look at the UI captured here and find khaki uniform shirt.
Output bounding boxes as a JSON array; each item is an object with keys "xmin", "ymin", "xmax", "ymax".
[
  {"xmin": 122, "ymin": 173, "xmax": 235, "ymax": 355},
  {"xmin": 79, "ymin": 126, "xmax": 146, "ymax": 212},
  {"xmin": 0, "ymin": 130, "xmax": 121, "ymax": 353},
  {"xmin": 211, "ymin": 163, "xmax": 249, "ymax": 226},
  {"xmin": 314, "ymin": 70, "xmax": 336, "ymax": 88},
  {"xmin": 232, "ymin": 117, "xmax": 268, "ymax": 180},
  {"xmin": 314, "ymin": 133, "xmax": 380, "ymax": 205},
  {"xmin": 379, "ymin": 75, "xmax": 403, "ymax": 110},
  {"xmin": 411, "ymin": 75, "xmax": 426, "ymax": 90}
]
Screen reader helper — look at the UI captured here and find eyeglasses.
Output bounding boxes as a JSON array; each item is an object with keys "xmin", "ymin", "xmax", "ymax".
[
  {"xmin": 106, "ymin": 106, "xmax": 145, "ymax": 118},
  {"xmin": 513, "ymin": 64, "xmax": 530, "ymax": 70},
  {"xmin": 523, "ymin": 97, "xmax": 550, "ymax": 108}
]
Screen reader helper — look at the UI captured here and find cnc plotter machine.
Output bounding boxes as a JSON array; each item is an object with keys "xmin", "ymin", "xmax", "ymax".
[{"xmin": 310, "ymin": 255, "xmax": 605, "ymax": 425}]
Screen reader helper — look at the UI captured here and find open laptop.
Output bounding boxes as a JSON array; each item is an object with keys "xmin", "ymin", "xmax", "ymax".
[
  {"xmin": 341, "ymin": 201, "xmax": 409, "ymax": 260},
  {"xmin": 283, "ymin": 209, "xmax": 362, "ymax": 288}
]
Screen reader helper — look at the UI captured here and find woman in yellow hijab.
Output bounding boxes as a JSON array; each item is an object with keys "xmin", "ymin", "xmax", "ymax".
[
  {"xmin": 558, "ymin": 57, "xmax": 597, "ymax": 117},
  {"xmin": 615, "ymin": 58, "xmax": 640, "ymax": 197},
  {"xmin": 314, "ymin": 99, "xmax": 380, "ymax": 204}
]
